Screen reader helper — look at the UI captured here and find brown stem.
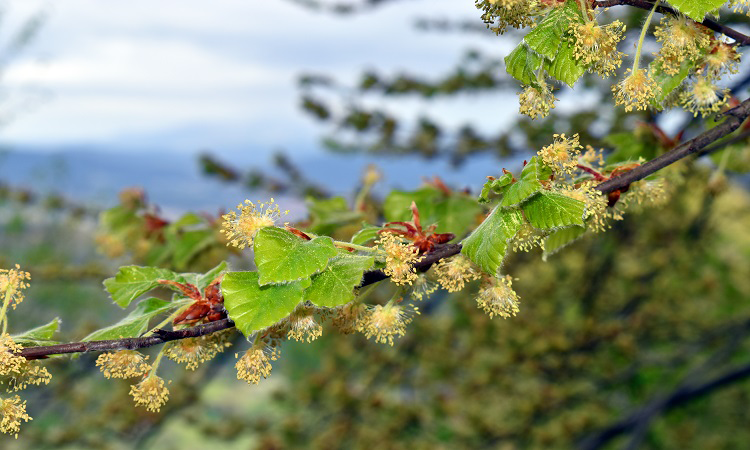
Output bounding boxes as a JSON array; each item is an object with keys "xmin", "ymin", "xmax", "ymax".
[{"xmin": 594, "ymin": 0, "xmax": 750, "ymax": 46}]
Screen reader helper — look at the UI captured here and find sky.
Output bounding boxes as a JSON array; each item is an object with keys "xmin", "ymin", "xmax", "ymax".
[{"xmin": 0, "ymin": 0, "xmax": 515, "ymax": 158}]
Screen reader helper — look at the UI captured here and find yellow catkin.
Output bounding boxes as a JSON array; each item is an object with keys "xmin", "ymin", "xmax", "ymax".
[
  {"xmin": 538, "ymin": 133, "xmax": 583, "ymax": 175},
  {"xmin": 570, "ymin": 20, "xmax": 626, "ymax": 77},
  {"xmin": 129, "ymin": 375, "xmax": 170, "ymax": 413},
  {"xmin": 612, "ymin": 68, "xmax": 659, "ymax": 112},
  {"xmin": 476, "ymin": 275, "xmax": 521, "ymax": 319},
  {"xmin": 410, "ymin": 274, "xmax": 439, "ymax": 302},
  {"xmin": 518, "ymin": 80, "xmax": 556, "ymax": 120},
  {"xmin": 287, "ymin": 310, "xmax": 323, "ymax": 343},
  {"xmin": 220, "ymin": 198, "xmax": 288, "ymax": 249},
  {"xmin": 0, "ymin": 265, "xmax": 31, "ymax": 310},
  {"xmin": 377, "ymin": 233, "xmax": 422, "ymax": 286},
  {"xmin": 236, "ymin": 344, "xmax": 279, "ymax": 385},
  {"xmin": 163, "ymin": 332, "xmax": 232, "ymax": 371},
  {"xmin": 359, "ymin": 303, "xmax": 419, "ymax": 346},
  {"xmin": 3, "ymin": 362, "xmax": 52, "ymax": 392},
  {"xmin": 96, "ymin": 350, "xmax": 151, "ymax": 379},
  {"xmin": 681, "ymin": 77, "xmax": 729, "ymax": 118},
  {"xmin": 331, "ymin": 303, "xmax": 368, "ymax": 335},
  {"xmin": 0, "ymin": 395, "xmax": 31, "ymax": 438},
  {"xmin": 0, "ymin": 334, "xmax": 25, "ymax": 377},
  {"xmin": 433, "ymin": 255, "xmax": 481, "ymax": 292},
  {"xmin": 653, "ymin": 16, "xmax": 710, "ymax": 76}
]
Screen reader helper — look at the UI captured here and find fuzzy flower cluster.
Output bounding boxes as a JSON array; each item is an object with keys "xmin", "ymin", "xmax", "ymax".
[
  {"xmin": 612, "ymin": 68, "xmax": 659, "ymax": 112},
  {"xmin": 512, "ymin": 223, "xmax": 545, "ymax": 252},
  {"xmin": 476, "ymin": 275, "xmax": 520, "ymax": 319},
  {"xmin": 559, "ymin": 183, "xmax": 610, "ymax": 233},
  {"xmin": 570, "ymin": 20, "xmax": 626, "ymax": 77},
  {"xmin": 236, "ymin": 343, "xmax": 279, "ymax": 385},
  {"xmin": 703, "ymin": 42, "xmax": 741, "ymax": 81},
  {"xmin": 221, "ymin": 198, "xmax": 288, "ymax": 249},
  {"xmin": 287, "ymin": 309, "xmax": 323, "ymax": 343},
  {"xmin": 476, "ymin": 0, "xmax": 538, "ymax": 35},
  {"xmin": 730, "ymin": 0, "xmax": 750, "ymax": 15},
  {"xmin": 130, "ymin": 375, "xmax": 170, "ymax": 413},
  {"xmin": 359, "ymin": 302, "xmax": 419, "ymax": 346},
  {"xmin": 163, "ymin": 332, "xmax": 232, "ymax": 370},
  {"xmin": 681, "ymin": 76, "xmax": 729, "ymax": 118},
  {"xmin": 653, "ymin": 16, "xmax": 710, "ymax": 76},
  {"xmin": 538, "ymin": 133, "xmax": 582, "ymax": 175},
  {"xmin": 410, "ymin": 274, "xmax": 439, "ymax": 302},
  {"xmin": 0, "ymin": 265, "xmax": 31, "ymax": 310},
  {"xmin": 377, "ymin": 233, "xmax": 422, "ymax": 286},
  {"xmin": 331, "ymin": 303, "xmax": 368, "ymax": 335},
  {"xmin": 433, "ymin": 255, "xmax": 481, "ymax": 292},
  {"xmin": 0, "ymin": 334, "xmax": 25, "ymax": 377},
  {"xmin": 3, "ymin": 362, "xmax": 52, "ymax": 392},
  {"xmin": 518, "ymin": 80, "xmax": 556, "ymax": 120},
  {"xmin": 96, "ymin": 350, "xmax": 151, "ymax": 379},
  {"xmin": 0, "ymin": 395, "xmax": 31, "ymax": 438}
]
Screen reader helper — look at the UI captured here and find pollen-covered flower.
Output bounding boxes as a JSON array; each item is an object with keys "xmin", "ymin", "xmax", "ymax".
[
  {"xmin": 96, "ymin": 350, "xmax": 150, "ymax": 379},
  {"xmin": 287, "ymin": 308, "xmax": 323, "ymax": 343},
  {"xmin": 538, "ymin": 133, "xmax": 583, "ymax": 175},
  {"xmin": 476, "ymin": 275, "xmax": 520, "ymax": 319},
  {"xmin": 681, "ymin": 77, "xmax": 729, "ymax": 118},
  {"xmin": 0, "ymin": 395, "xmax": 31, "ymax": 438},
  {"xmin": 130, "ymin": 374, "xmax": 170, "ymax": 413},
  {"xmin": 478, "ymin": 0, "xmax": 537, "ymax": 34},
  {"xmin": 3, "ymin": 361, "xmax": 52, "ymax": 392},
  {"xmin": 410, "ymin": 273, "xmax": 438, "ymax": 302},
  {"xmin": 377, "ymin": 233, "xmax": 422, "ymax": 286},
  {"xmin": 730, "ymin": 0, "xmax": 750, "ymax": 15},
  {"xmin": 653, "ymin": 16, "xmax": 710, "ymax": 76},
  {"xmin": 518, "ymin": 80, "xmax": 556, "ymax": 120},
  {"xmin": 331, "ymin": 302, "xmax": 368, "ymax": 335},
  {"xmin": 512, "ymin": 223, "xmax": 545, "ymax": 252},
  {"xmin": 570, "ymin": 20, "xmax": 626, "ymax": 77},
  {"xmin": 221, "ymin": 198, "xmax": 287, "ymax": 249},
  {"xmin": 163, "ymin": 332, "xmax": 232, "ymax": 371},
  {"xmin": 703, "ymin": 42, "xmax": 740, "ymax": 80},
  {"xmin": 612, "ymin": 68, "xmax": 659, "ymax": 112},
  {"xmin": 559, "ymin": 183, "xmax": 610, "ymax": 233},
  {"xmin": 360, "ymin": 302, "xmax": 419, "ymax": 346},
  {"xmin": 433, "ymin": 255, "xmax": 481, "ymax": 292},
  {"xmin": 0, "ymin": 265, "xmax": 31, "ymax": 310},
  {"xmin": 0, "ymin": 334, "xmax": 25, "ymax": 377},
  {"xmin": 236, "ymin": 343, "xmax": 279, "ymax": 385}
]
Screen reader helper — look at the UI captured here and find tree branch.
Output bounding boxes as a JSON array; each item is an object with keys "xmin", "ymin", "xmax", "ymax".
[
  {"xmin": 595, "ymin": 97, "xmax": 750, "ymax": 194},
  {"xmin": 594, "ymin": 0, "xmax": 750, "ymax": 46},
  {"xmin": 18, "ymin": 96, "xmax": 750, "ymax": 359}
]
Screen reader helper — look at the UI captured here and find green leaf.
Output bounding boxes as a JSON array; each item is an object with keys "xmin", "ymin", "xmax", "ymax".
[
  {"xmin": 82, "ymin": 298, "xmax": 186, "ymax": 341},
  {"xmin": 504, "ymin": 43, "xmax": 543, "ymax": 86},
  {"xmin": 543, "ymin": 38, "xmax": 587, "ymax": 87},
  {"xmin": 666, "ymin": 0, "xmax": 724, "ymax": 21},
  {"xmin": 351, "ymin": 224, "xmax": 381, "ymax": 246},
  {"xmin": 222, "ymin": 271, "xmax": 309, "ymax": 336},
  {"xmin": 103, "ymin": 266, "xmax": 185, "ymax": 308},
  {"xmin": 650, "ymin": 58, "xmax": 694, "ymax": 106},
  {"xmin": 500, "ymin": 157, "xmax": 552, "ymax": 207},
  {"xmin": 543, "ymin": 226, "xmax": 586, "ymax": 260},
  {"xmin": 604, "ymin": 132, "xmax": 658, "ymax": 163},
  {"xmin": 171, "ymin": 229, "xmax": 216, "ymax": 269},
  {"xmin": 181, "ymin": 261, "xmax": 228, "ymax": 289},
  {"xmin": 524, "ymin": 1, "xmax": 580, "ymax": 60},
  {"xmin": 12, "ymin": 318, "xmax": 61, "ymax": 346},
  {"xmin": 306, "ymin": 196, "xmax": 362, "ymax": 235},
  {"xmin": 305, "ymin": 255, "xmax": 375, "ymax": 308},
  {"xmin": 461, "ymin": 207, "xmax": 524, "ymax": 276},
  {"xmin": 522, "ymin": 192, "xmax": 585, "ymax": 229},
  {"xmin": 254, "ymin": 227, "xmax": 337, "ymax": 285},
  {"xmin": 479, "ymin": 172, "xmax": 513, "ymax": 203}
]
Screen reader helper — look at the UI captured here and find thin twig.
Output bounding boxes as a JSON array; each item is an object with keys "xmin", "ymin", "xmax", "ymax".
[{"xmin": 594, "ymin": 0, "xmax": 750, "ymax": 46}]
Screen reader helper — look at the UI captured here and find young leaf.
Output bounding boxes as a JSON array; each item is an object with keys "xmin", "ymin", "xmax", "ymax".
[
  {"xmin": 103, "ymin": 266, "xmax": 185, "ymax": 308},
  {"xmin": 504, "ymin": 43, "xmax": 543, "ymax": 86},
  {"xmin": 384, "ymin": 187, "xmax": 481, "ymax": 236},
  {"xmin": 543, "ymin": 38, "xmax": 587, "ymax": 87},
  {"xmin": 254, "ymin": 227, "xmax": 337, "ymax": 285},
  {"xmin": 180, "ymin": 261, "xmax": 228, "ymax": 289},
  {"xmin": 82, "ymin": 298, "xmax": 187, "ymax": 341},
  {"xmin": 305, "ymin": 255, "xmax": 375, "ymax": 308},
  {"xmin": 666, "ymin": 0, "xmax": 725, "ymax": 22},
  {"xmin": 351, "ymin": 224, "xmax": 381, "ymax": 246},
  {"xmin": 500, "ymin": 157, "xmax": 552, "ymax": 207},
  {"xmin": 543, "ymin": 226, "xmax": 586, "ymax": 260},
  {"xmin": 462, "ymin": 207, "xmax": 524, "ymax": 276},
  {"xmin": 12, "ymin": 318, "xmax": 61, "ymax": 346},
  {"xmin": 522, "ymin": 192, "xmax": 585, "ymax": 229},
  {"xmin": 524, "ymin": 0, "xmax": 579, "ymax": 60},
  {"xmin": 222, "ymin": 271, "xmax": 310, "ymax": 336},
  {"xmin": 479, "ymin": 172, "xmax": 513, "ymax": 203}
]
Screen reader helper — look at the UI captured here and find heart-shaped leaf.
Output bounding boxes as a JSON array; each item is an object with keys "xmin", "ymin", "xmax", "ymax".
[{"xmin": 254, "ymin": 227, "xmax": 337, "ymax": 285}]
